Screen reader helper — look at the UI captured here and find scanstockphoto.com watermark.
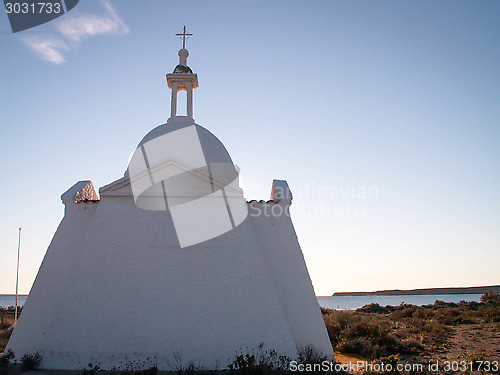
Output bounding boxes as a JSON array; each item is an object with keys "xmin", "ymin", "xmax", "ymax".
[
  {"xmin": 127, "ymin": 120, "xmax": 380, "ymax": 247},
  {"xmin": 294, "ymin": 200, "xmax": 371, "ymax": 219},
  {"xmin": 290, "ymin": 182, "xmax": 379, "ymax": 202},
  {"xmin": 247, "ymin": 182, "xmax": 379, "ymax": 219},
  {"xmin": 248, "ymin": 200, "xmax": 370, "ymax": 219},
  {"xmin": 289, "ymin": 359, "xmax": 499, "ymax": 373}
]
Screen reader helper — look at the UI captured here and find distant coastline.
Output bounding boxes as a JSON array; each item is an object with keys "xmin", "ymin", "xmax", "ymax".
[{"xmin": 332, "ymin": 285, "xmax": 500, "ymax": 296}]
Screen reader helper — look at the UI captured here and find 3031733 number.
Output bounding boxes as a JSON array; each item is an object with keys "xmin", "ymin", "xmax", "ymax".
[
  {"xmin": 443, "ymin": 360, "xmax": 499, "ymax": 372},
  {"xmin": 5, "ymin": 2, "xmax": 62, "ymax": 14}
]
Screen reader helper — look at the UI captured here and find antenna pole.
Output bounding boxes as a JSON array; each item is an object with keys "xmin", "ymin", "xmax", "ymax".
[{"xmin": 15, "ymin": 227, "xmax": 21, "ymax": 325}]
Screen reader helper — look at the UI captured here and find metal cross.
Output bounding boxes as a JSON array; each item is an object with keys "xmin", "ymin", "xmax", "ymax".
[{"xmin": 176, "ymin": 26, "xmax": 193, "ymax": 49}]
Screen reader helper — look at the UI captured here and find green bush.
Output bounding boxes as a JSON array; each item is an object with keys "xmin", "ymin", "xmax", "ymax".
[
  {"xmin": 357, "ymin": 303, "xmax": 390, "ymax": 314},
  {"xmin": 296, "ymin": 345, "xmax": 327, "ymax": 366},
  {"xmin": 0, "ymin": 350, "xmax": 15, "ymax": 375},
  {"xmin": 228, "ymin": 349, "xmax": 290, "ymax": 375},
  {"xmin": 121, "ymin": 366, "xmax": 158, "ymax": 375},
  {"xmin": 337, "ymin": 337, "xmax": 374, "ymax": 357},
  {"xmin": 81, "ymin": 363, "xmax": 100, "ymax": 375},
  {"xmin": 322, "ymin": 301, "xmax": 469, "ymax": 359},
  {"xmin": 20, "ymin": 352, "xmax": 42, "ymax": 371},
  {"xmin": 480, "ymin": 291, "xmax": 500, "ymax": 303}
]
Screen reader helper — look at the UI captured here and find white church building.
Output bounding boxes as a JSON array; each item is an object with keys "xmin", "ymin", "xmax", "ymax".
[{"xmin": 6, "ymin": 29, "xmax": 334, "ymax": 371}]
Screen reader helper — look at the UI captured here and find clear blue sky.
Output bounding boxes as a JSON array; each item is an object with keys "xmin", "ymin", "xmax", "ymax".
[{"xmin": 1, "ymin": 0, "xmax": 499, "ymax": 295}]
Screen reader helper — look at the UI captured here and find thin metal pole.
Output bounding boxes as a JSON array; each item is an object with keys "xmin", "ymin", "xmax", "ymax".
[{"xmin": 15, "ymin": 227, "xmax": 21, "ymax": 325}]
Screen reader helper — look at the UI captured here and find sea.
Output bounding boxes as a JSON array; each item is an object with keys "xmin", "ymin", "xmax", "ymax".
[
  {"xmin": 0, "ymin": 294, "xmax": 28, "ymax": 308},
  {"xmin": 317, "ymin": 294, "xmax": 483, "ymax": 310},
  {"xmin": 0, "ymin": 293, "xmax": 483, "ymax": 310}
]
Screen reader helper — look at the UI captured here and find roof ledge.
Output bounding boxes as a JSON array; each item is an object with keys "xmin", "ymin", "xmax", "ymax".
[
  {"xmin": 270, "ymin": 180, "xmax": 292, "ymax": 204},
  {"xmin": 61, "ymin": 180, "xmax": 99, "ymax": 205}
]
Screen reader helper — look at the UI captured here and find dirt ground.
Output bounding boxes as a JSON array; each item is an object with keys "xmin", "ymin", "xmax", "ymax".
[
  {"xmin": 420, "ymin": 322, "xmax": 500, "ymax": 372},
  {"xmin": 334, "ymin": 322, "xmax": 500, "ymax": 374}
]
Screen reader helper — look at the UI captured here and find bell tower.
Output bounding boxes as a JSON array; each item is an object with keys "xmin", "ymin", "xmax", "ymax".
[{"xmin": 166, "ymin": 26, "xmax": 199, "ymax": 122}]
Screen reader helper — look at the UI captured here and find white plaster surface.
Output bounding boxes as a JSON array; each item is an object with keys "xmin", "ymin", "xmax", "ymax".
[{"xmin": 7, "ymin": 125, "xmax": 333, "ymax": 370}]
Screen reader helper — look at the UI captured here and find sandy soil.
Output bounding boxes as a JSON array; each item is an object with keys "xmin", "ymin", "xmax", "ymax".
[
  {"xmin": 334, "ymin": 322, "xmax": 500, "ymax": 374},
  {"xmin": 420, "ymin": 322, "xmax": 500, "ymax": 373}
]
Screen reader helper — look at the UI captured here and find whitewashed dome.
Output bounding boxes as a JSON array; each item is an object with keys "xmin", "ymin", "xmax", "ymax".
[
  {"xmin": 134, "ymin": 118, "xmax": 234, "ymax": 167},
  {"xmin": 125, "ymin": 35, "xmax": 239, "ymax": 199},
  {"xmin": 125, "ymin": 116, "xmax": 240, "ymax": 214}
]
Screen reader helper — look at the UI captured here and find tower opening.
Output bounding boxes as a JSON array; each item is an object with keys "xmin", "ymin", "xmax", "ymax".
[{"xmin": 176, "ymin": 90, "xmax": 188, "ymax": 116}]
